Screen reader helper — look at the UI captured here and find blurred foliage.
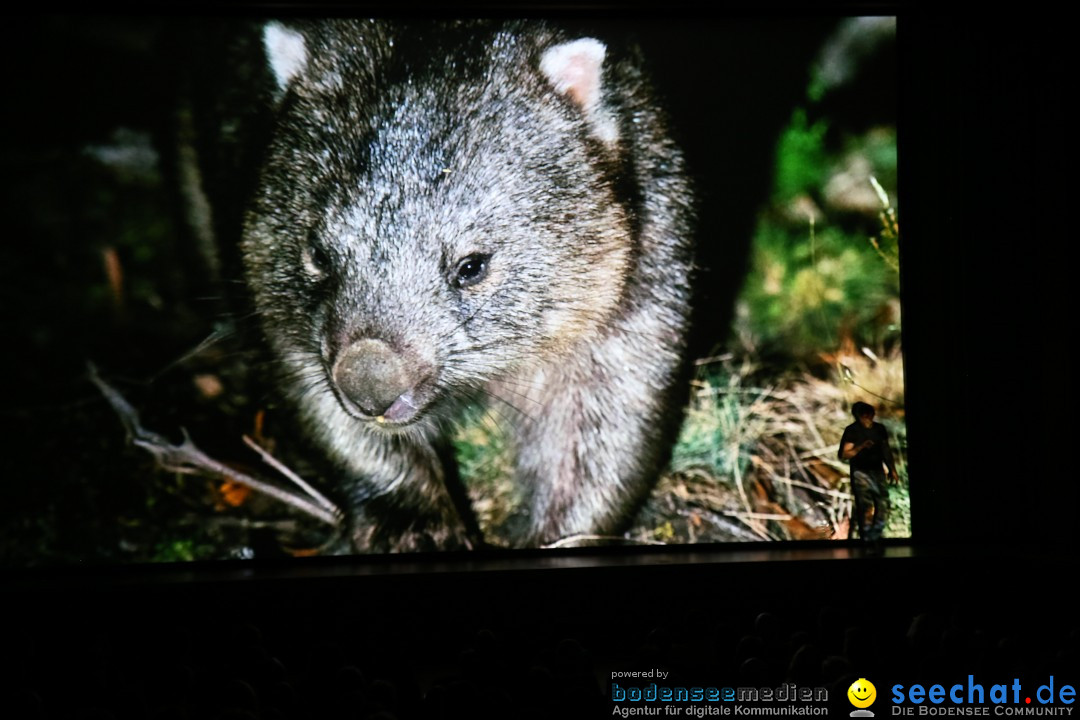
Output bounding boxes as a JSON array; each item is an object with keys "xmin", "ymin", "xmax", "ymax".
[
  {"xmin": 452, "ymin": 403, "xmax": 518, "ymax": 546},
  {"xmin": 741, "ymin": 221, "xmax": 898, "ymax": 356},
  {"xmin": 858, "ymin": 130, "xmax": 899, "ymax": 193},
  {"xmin": 152, "ymin": 538, "xmax": 202, "ymax": 563},
  {"xmin": 453, "ymin": 406, "xmax": 511, "ymax": 489},
  {"xmin": 737, "ymin": 112, "xmax": 900, "ymax": 358},
  {"xmin": 774, "ymin": 109, "xmax": 829, "ymax": 202}
]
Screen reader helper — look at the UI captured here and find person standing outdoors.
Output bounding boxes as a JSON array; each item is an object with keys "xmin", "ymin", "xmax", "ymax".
[{"xmin": 839, "ymin": 402, "xmax": 899, "ymax": 541}]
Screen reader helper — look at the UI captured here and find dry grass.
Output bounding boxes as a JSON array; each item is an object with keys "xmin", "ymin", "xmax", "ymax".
[
  {"xmin": 627, "ymin": 341, "xmax": 908, "ymax": 544},
  {"xmin": 452, "ymin": 340, "xmax": 909, "ymax": 548}
]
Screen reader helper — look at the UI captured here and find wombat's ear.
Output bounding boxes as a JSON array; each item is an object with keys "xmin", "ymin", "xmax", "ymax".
[
  {"xmin": 540, "ymin": 38, "xmax": 619, "ymax": 145},
  {"xmin": 264, "ymin": 21, "xmax": 308, "ymax": 101}
]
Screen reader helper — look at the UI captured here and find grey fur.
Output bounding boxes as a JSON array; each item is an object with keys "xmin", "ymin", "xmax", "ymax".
[{"xmin": 241, "ymin": 19, "xmax": 695, "ymax": 552}]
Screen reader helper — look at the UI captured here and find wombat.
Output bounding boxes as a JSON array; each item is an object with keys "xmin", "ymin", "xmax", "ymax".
[{"xmin": 240, "ymin": 19, "xmax": 695, "ymax": 552}]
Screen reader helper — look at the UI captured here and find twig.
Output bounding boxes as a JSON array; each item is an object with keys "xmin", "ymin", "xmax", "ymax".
[
  {"xmin": 798, "ymin": 450, "xmax": 850, "ymax": 474},
  {"xmin": 769, "ymin": 473, "xmax": 852, "ymax": 501},
  {"xmin": 242, "ymin": 435, "xmax": 340, "ymax": 517},
  {"xmin": 89, "ymin": 362, "xmax": 343, "ymax": 528},
  {"xmin": 785, "ymin": 435, "xmax": 813, "ymax": 486},
  {"xmin": 676, "ymin": 508, "xmax": 762, "ymax": 542},
  {"xmin": 694, "ymin": 353, "xmax": 734, "ymax": 366},
  {"xmin": 148, "ymin": 325, "xmax": 234, "ymax": 383},
  {"xmin": 175, "ymin": 515, "xmax": 302, "ymax": 531},
  {"xmin": 725, "ymin": 511, "xmax": 792, "ymax": 521},
  {"xmin": 785, "ymin": 395, "xmax": 828, "ymax": 454},
  {"xmin": 800, "ymin": 445, "xmax": 844, "ymax": 459},
  {"xmin": 543, "ymin": 533, "xmax": 667, "ymax": 549}
]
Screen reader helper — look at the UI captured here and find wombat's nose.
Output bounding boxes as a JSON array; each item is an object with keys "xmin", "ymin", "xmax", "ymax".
[{"xmin": 332, "ymin": 338, "xmax": 412, "ymax": 417}]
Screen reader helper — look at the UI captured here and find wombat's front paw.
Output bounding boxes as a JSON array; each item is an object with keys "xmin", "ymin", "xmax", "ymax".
[{"xmin": 349, "ymin": 519, "xmax": 479, "ymax": 554}]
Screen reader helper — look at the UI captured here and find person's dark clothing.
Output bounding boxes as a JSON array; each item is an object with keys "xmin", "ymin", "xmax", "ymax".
[
  {"xmin": 839, "ymin": 421, "xmax": 892, "ymax": 541},
  {"xmin": 839, "ymin": 421, "xmax": 890, "ymax": 473},
  {"xmin": 850, "ymin": 469, "xmax": 889, "ymax": 540}
]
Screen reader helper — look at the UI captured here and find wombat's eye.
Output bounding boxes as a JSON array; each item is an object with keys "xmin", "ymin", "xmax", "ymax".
[
  {"xmin": 302, "ymin": 242, "xmax": 331, "ymax": 279},
  {"xmin": 453, "ymin": 253, "xmax": 491, "ymax": 289}
]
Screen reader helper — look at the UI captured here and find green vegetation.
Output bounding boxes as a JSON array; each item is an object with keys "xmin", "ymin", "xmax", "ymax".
[
  {"xmin": 741, "ymin": 220, "xmax": 898, "ymax": 357},
  {"xmin": 453, "ymin": 405, "xmax": 518, "ymax": 545},
  {"xmin": 740, "ymin": 114, "xmax": 900, "ymax": 358},
  {"xmin": 774, "ymin": 109, "xmax": 829, "ymax": 202}
]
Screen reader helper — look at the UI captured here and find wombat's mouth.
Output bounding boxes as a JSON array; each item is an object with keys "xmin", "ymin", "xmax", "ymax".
[{"xmin": 333, "ymin": 386, "xmax": 429, "ymax": 428}]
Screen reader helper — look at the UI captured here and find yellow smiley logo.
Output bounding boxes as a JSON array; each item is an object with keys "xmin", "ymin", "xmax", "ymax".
[{"xmin": 848, "ymin": 678, "xmax": 877, "ymax": 708}]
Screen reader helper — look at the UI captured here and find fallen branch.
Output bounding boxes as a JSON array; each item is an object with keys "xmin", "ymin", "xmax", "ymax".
[{"xmin": 88, "ymin": 362, "xmax": 344, "ymax": 528}]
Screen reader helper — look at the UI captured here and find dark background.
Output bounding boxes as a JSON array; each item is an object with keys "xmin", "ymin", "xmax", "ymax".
[
  {"xmin": 2, "ymin": 8, "xmax": 1076, "ymax": 719},
  {"xmin": 899, "ymin": 12, "xmax": 1071, "ymax": 549}
]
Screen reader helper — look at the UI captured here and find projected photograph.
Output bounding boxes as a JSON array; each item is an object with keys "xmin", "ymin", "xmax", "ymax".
[{"xmin": 2, "ymin": 16, "xmax": 903, "ymax": 563}]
